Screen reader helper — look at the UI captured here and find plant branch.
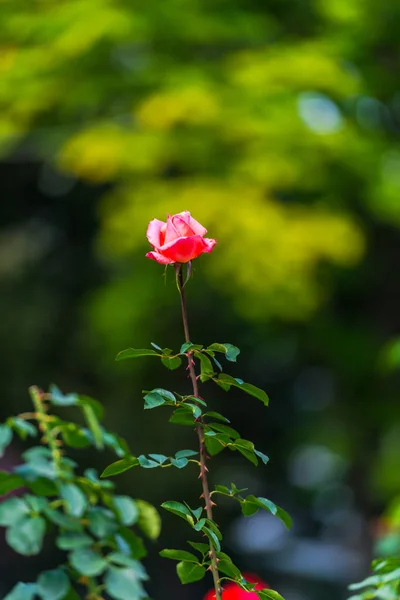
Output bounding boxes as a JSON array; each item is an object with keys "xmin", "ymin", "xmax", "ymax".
[
  {"xmin": 176, "ymin": 264, "xmax": 222, "ymax": 600},
  {"xmin": 29, "ymin": 386, "xmax": 63, "ymax": 473}
]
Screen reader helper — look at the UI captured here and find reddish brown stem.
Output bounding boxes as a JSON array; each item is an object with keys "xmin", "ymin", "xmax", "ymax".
[{"xmin": 176, "ymin": 265, "xmax": 222, "ymax": 600}]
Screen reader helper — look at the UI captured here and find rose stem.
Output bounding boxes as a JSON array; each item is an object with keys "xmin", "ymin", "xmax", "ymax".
[{"xmin": 177, "ymin": 265, "xmax": 223, "ymax": 600}]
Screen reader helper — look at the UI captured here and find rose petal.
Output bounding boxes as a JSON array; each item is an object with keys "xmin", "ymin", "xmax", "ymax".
[
  {"xmin": 146, "ymin": 218, "xmax": 166, "ymax": 248},
  {"xmin": 160, "ymin": 235, "xmax": 211, "ymax": 263},
  {"xmin": 145, "ymin": 250, "xmax": 175, "ymax": 265},
  {"xmin": 164, "ymin": 215, "xmax": 182, "ymax": 244},
  {"xmin": 203, "ymin": 238, "xmax": 217, "ymax": 252},
  {"xmin": 175, "ymin": 211, "xmax": 207, "ymax": 237},
  {"xmin": 203, "ymin": 574, "xmax": 268, "ymax": 600},
  {"xmin": 171, "ymin": 214, "xmax": 196, "ymax": 237}
]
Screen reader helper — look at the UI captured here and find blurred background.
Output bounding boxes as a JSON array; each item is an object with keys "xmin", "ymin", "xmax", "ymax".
[{"xmin": 1, "ymin": 0, "xmax": 400, "ymax": 598}]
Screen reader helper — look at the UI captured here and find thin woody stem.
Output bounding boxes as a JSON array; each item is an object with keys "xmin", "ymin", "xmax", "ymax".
[{"xmin": 176, "ymin": 265, "xmax": 222, "ymax": 600}]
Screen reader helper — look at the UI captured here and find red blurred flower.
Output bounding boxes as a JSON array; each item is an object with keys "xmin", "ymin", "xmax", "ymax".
[
  {"xmin": 146, "ymin": 211, "xmax": 216, "ymax": 264},
  {"xmin": 204, "ymin": 574, "xmax": 269, "ymax": 600}
]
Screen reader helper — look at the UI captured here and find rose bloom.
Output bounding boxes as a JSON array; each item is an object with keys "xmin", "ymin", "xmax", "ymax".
[
  {"xmin": 146, "ymin": 211, "xmax": 216, "ymax": 264},
  {"xmin": 204, "ymin": 574, "xmax": 269, "ymax": 600}
]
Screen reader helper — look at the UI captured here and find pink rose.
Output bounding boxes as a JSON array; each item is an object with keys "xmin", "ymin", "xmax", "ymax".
[
  {"xmin": 203, "ymin": 574, "xmax": 269, "ymax": 600},
  {"xmin": 146, "ymin": 211, "xmax": 216, "ymax": 264}
]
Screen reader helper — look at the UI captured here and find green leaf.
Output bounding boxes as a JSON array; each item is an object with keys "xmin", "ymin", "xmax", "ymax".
[
  {"xmin": 161, "ymin": 501, "xmax": 193, "ymax": 525},
  {"xmin": 0, "ymin": 497, "xmax": 30, "ymax": 526},
  {"xmin": 241, "ymin": 496, "xmax": 292, "ymax": 529},
  {"xmin": 138, "ymin": 455, "xmax": 160, "ymax": 468},
  {"xmin": 27, "ymin": 478, "xmax": 58, "ymax": 497},
  {"xmin": 101, "ymin": 456, "xmax": 139, "ymax": 478},
  {"xmin": 87, "ymin": 507, "xmax": 119, "ymax": 538},
  {"xmin": 25, "ymin": 495, "xmax": 48, "ymax": 513},
  {"xmin": 6, "ymin": 516, "xmax": 46, "ymax": 555},
  {"xmin": 169, "ymin": 407, "xmax": 195, "ymax": 426},
  {"xmin": 184, "ymin": 395, "xmax": 208, "ymax": 406},
  {"xmin": 175, "ymin": 449, "xmax": 198, "ymax": 459},
  {"xmin": 254, "ymin": 449, "xmax": 270, "ymax": 465},
  {"xmin": 79, "ymin": 399, "xmax": 103, "ymax": 450},
  {"xmin": 37, "ymin": 569, "xmax": 69, "ymax": 600},
  {"xmin": 59, "ymin": 483, "xmax": 87, "ymax": 518},
  {"xmin": 205, "ymin": 519, "xmax": 222, "ymax": 540},
  {"xmin": 190, "ymin": 506, "xmax": 203, "ymax": 519},
  {"xmin": 188, "ymin": 541, "xmax": 209, "ymax": 554},
  {"xmin": 143, "ymin": 391, "xmax": 166, "ymax": 410},
  {"xmin": 113, "ymin": 496, "xmax": 138, "ymax": 526},
  {"xmin": 215, "ymin": 374, "xmax": 269, "ymax": 406},
  {"xmin": 215, "ymin": 485, "xmax": 231, "ymax": 494},
  {"xmin": 103, "ymin": 432, "xmax": 130, "ymax": 457},
  {"xmin": 49, "ymin": 385, "xmax": 78, "ymax": 406},
  {"xmin": 176, "ymin": 561, "xmax": 206, "ymax": 584},
  {"xmin": 56, "ymin": 533, "xmax": 93, "ymax": 550},
  {"xmin": 148, "ymin": 453, "xmax": 168, "ymax": 464},
  {"xmin": 7, "ymin": 418, "xmax": 37, "ymax": 439},
  {"xmin": 44, "ymin": 508, "xmax": 83, "ymax": 532},
  {"xmin": 257, "ymin": 590, "xmax": 286, "ymax": 600},
  {"xmin": 108, "ymin": 553, "xmax": 142, "ymax": 569},
  {"xmin": 204, "ymin": 411, "xmax": 230, "ymax": 423},
  {"xmin": 209, "ymin": 423, "xmax": 240, "ymax": 439},
  {"xmin": 218, "ymin": 559, "xmax": 242, "ymax": 579},
  {"xmin": 205, "ymin": 436, "xmax": 226, "ymax": 456},
  {"xmin": 0, "ymin": 471, "xmax": 25, "ymax": 496},
  {"xmin": 185, "ymin": 403, "xmax": 202, "ymax": 419},
  {"xmin": 115, "ymin": 529, "xmax": 147, "ymax": 560},
  {"xmin": 146, "ymin": 388, "xmax": 176, "ymax": 403},
  {"xmin": 193, "ymin": 518, "xmax": 206, "ymax": 531},
  {"xmin": 224, "ymin": 344, "xmax": 241, "ymax": 362},
  {"xmin": 161, "ymin": 355, "xmax": 182, "ymax": 370},
  {"xmin": 203, "ymin": 527, "xmax": 221, "ymax": 551},
  {"xmin": 0, "ymin": 424, "xmax": 13, "ymax": 457},
  {"xmin": 180, "ymin": 342, "xmax": 204, "ymax": 353},
  {"xmin": 60, "ymin": 424, "xmax": 91, "ymax": 449},
  {"xmin": 3, "ymin": 583, "xmax": 38, "ymax": 600},
  {"xmin": 69, "ymin": 548, "xmax": 108, "ymax": 576},
  {"xmin": 136, "ymin": 499, "xmax": 161, "ymax": 540},
  {"xmin": 196, "ymin": 353, "xmax": 215, "ymax": 382},
  {"xmin": 116, "ymin": 348, "xmax": 159, "ymax": 361},
  {"xmin": 160, "ymin": 549, "xmax": 199, "ymax": 562},
  {"xmin": 207, "ymin": 343, "xmax": 241, "ymax": 362},
  {"xmin": 104, "ymin": 566, "xmax": 147, "ymax": 600},
  {"xmin": 170, "ymin": 457, "xmax": 189, "ymax": 469},
  {"xmin": 233, "ymin": 439, "xmax": 258, "ymax": 466}
]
